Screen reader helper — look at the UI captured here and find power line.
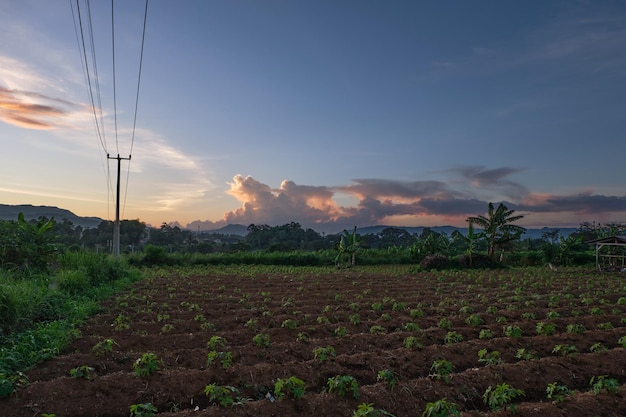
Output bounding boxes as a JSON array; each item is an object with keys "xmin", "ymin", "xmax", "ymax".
[
  {"xmin": 71, "ymin": 0, "xmax": 107, "ymax": 155},
  {"xmin": 111, "ymin": 0, "xmax": 119, "ymax": 155},
  {"xmin": 122, "ymin": 0, "xmax": 149, "ymax": 218}
]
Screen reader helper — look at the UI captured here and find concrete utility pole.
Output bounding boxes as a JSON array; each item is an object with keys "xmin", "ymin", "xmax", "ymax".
[{"xmin": 108, "ymin": 154, "xmax": 131, "ymax": 257}]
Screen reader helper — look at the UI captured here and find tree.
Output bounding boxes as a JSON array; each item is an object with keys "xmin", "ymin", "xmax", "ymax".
[
  {"xmin": 335, "ymin": 226, "xmax": 361, "ymax": 268},
  {"xmin": 452, "ymin": 221, "xmax": 483, "ymax": 266},
  {"xmin": 466, "ymin": 202, "xmax": 526, "ymax": 260}
]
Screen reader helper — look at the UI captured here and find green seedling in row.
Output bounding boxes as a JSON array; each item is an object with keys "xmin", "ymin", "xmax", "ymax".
[
  {"xmin": 207, "ymin": 335, "xmax": 227, "ymax": 350},
  {"xmin": 380, "ymin": 313, "xmax": 392, "ymax": 321},
  {"xmin": 349, "ymin": 314, "xmax": 361, "ymax": 325},
  {"xmin": 376, "ymin": 369, "xmax": 398, "ymax": 388},
  {"xmin": 160, "ymin": 323, "xmax": 174, "ymax": 333},
  {"xmin": 589, "ymin": 343, "xmax": 608, "ymax": 353},
  {"xmin": 552, "ymin": 344, "xmax": 577, "ymax": 357},
  {"xmin": 327, "ymin": 375, "xmax": 359, "ymax": 399},
  {"xmin": 204, "ymin": 384, "xmax": 239, "ymax": 407},
  {"xmin": 370, "ymin": 325, "xmax": 386, "ymax": 334},
  {"xmin": 619, "ymin": 335, "xmax": 626, "ymax": 348},
  {"xmin": 437, "ymin": 318, "xmax": 452, "ymax": 330},
  {"xmin": 92, "ymin": 338, "xmax": 117, "ymax": 356},
  {"xmin": 546, "ymin": 382, "xmax": 571, "ymax": 402},
  {"xmin": 444, "ymin": 331, "xmax": 463, "ymax": 345},
  {"xmin": 503, "ymin": 325, "xmax": 522, "ymax": 339},
  {"xmin": 403, "ymin": 336, "xmax": 423, "ymax": 350},
  {"xmin": 113, "ymin": 313, "xmax": 130, "ymax": 331},
  {"xmin": 478, "ymin": 329, "xmax": 494, "ymax": 339},
  {"xmin": 515, "ymin": 348, "xmax": 538, "ymax": 361},
  {"xmin": 129, "ymin": 402, "xmax": 157, "ymax": 417},
  {"xmin": 597, "ymin": 322, "xmax": 614, "ymax": 330},
  {"xmin": 566, "ymin": 323, "xmax": 586, "ymax": 334},
  {"xmin": 282, "ymin": 319, "xmax": 298, "ymax": 329},
  {"xmin": 465, "ymin": 314, "xmax": 484, "ymax": 326},
  {"xmin": 536, "ymin": 322, "xmax": 556, "ymax": 336},
  {"xmin": 206, "ymin": 350, "xmax": 233, "ymax": 368},
  {"xmin": 274, "ymin": 376, "xmax": 306, "ymax": 400},
  {"xmin": 478, "ymin": 349, "xmax": 502, "ymax": 365},
  {"xmin": 253, "ymin": 333, "xmax": 270, "ymax": 347},
  {"xmin": 483, "ymin": 383, "xmax": 524, "ymax": 412},
  {"xmin": 403, "ymin": 322, "xmax": 420, "ymax": 332},
  {"xmin": 313, "ymin": 346, "xmax": 336, "ymax": 362},
  {"xmin": 334, "ymin": 326, "xmax": 349, "ymax": 337},
  {"xmin": 133, "ymin": 353, "xmax": 161, "ymax": 377},
  {"xmin": 69, "ymin": 365, "xmax": 95, "ymax": 379},
  {"xmin": 296, "ymin": 332, "xmax": 308, "ymax": 342},
  {"xmin": 430, "ymin": 359, "xmax": 453, "ymax": 383},
  {"xmin": 422, "ymin": 398, "xmax": 461, "ymax": 417},
  {"xmin": 590, "ymin": 375, "xmax": 620, "ymax": 395},
  {"xmin": 353, "ymin": 403, "xmax": 396, "ymax": 417}
]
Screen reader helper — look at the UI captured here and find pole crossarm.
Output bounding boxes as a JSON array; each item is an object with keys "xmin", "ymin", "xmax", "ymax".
[{"xmin": 107, "ymin": 154, "xmax": 131, "ymax": 257}]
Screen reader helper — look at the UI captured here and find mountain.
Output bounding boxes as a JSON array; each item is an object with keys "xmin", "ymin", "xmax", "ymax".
[
  {"xmin": 0, "ymin": 204, "xmax": 103, "ymax": 229},
  {"xmin": 200, "ymin": 224, "xmax": 249, "ymax": 236}
]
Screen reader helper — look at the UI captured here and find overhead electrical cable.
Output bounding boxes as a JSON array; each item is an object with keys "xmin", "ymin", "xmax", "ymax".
[
  {"xmin": 71, "ymin": 0, "xmax": 107, "ymax": 155},
  {"xmin": 111, "ymin": 0, "xmax": 119, "ymax": 155},
  {"xmin": 122, "ymin": 0, "xmax": 149, "ymax": 218}
]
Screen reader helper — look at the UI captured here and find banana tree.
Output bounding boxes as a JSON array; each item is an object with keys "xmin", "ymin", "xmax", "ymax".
[
  {"xmin": 452, "ymin": 221, "xmax": 484, "ymax": 266},
  {"xmin": 335, "ymin": 226, "xmax": 361, "ymax": 268}
]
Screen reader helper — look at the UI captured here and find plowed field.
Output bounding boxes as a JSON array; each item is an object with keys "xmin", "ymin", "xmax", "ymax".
[{"xmin": 2, "ymin": 265, "xmax": 625, "ymax": 416}]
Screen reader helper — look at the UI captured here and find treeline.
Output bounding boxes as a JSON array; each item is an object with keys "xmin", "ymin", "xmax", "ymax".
[{"xmin": 1, "ymin": 211, "xmax": 624, "ymax": 271}]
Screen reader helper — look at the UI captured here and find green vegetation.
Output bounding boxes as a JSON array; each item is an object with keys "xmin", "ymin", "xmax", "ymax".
[
  {"xmin": 546, "ymin": 382, "xmax": 571, "ymax": 402},
  {"xmin": 590, "ymin": 375, "xmax": 620, "ymax": 395},
  {"xmin": 327, "ymin": 374, "xmax": 359, "ymax": 399},
  {"xmin": 274, "ymin": 376, "xmax": 306, "ymax": 400},
  {"xmin": 483, "ymin": 383, "xmax": 525, "ymax": 411},
  {"xmin": 133, "ymin": 353, "xmax": 161, "ymax": 377},
  {"xmin": 204, "ymin": 384, "xmax": 240, "ymax": 406},
  {"xmin": 353, "ymin": 403, "xmax": 396, "ymax": 417},
  {"xmin": 422, "ymin": 399, "xmax": 461, "ymax": 417},
  {"xmin": 129, "ymin": 403, "xmax": 157, "ymax": 417}
]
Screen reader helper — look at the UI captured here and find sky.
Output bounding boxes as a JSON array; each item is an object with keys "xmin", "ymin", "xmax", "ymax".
[{"xmin": 1, "ymin": 1, "xmax": 626, "ymax": 234}]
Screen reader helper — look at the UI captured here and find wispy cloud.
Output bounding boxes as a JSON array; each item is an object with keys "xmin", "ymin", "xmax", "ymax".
[{"xmin": 0, "ymin": 86, "xmax": 80, "ymax": 130}]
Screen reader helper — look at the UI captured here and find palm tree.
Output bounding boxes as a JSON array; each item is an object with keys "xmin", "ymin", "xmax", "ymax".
[{"xmin": 466, "ymin": 202, "xmax": 526, "ymax": 260}]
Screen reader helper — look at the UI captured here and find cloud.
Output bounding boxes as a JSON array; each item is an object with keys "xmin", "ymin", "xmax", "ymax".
[
  {"xmin": 217, "ymin": 170, "xmax": 626, "ymax": 233},
  {"xmin": 452, "ymin": 165, "xmax": 530, "ymax": 200},
  {"xmin": 0, "ymin": 86, "xmax": 79, "ymax": 130}
]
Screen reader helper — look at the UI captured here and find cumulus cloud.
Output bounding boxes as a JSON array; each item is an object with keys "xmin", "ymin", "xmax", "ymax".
[{"xmin": 216, "ymin": 169, "xmax": 626, "ymax": 233}]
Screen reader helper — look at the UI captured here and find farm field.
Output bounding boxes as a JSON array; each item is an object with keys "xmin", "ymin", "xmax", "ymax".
[{"xmin": 2, "ymin": 265, "xmax": 625, "ymax": 417}]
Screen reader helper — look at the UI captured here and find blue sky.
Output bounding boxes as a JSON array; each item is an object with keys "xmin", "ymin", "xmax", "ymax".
[{"xmin": 1, "ymin": 1, "xmax": 625, "ymax": 233}]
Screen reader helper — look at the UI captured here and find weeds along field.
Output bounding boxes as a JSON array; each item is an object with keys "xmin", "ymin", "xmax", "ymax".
[{"xmin": 2, "ymin": 265, "xmax": 625, "ymax": 417}]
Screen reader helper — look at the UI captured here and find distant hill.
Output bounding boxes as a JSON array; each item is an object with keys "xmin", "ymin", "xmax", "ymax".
[
  {"xmin": 201, "ymin": 224, "xmax": 249, "ymax": 236},
  {"xmin": 0, "ymin": 204, "xmax": 578, "ymax": 238},
  {"xmin": 0, "ymin": 204, "xmax": 103, "ymax": 229}
]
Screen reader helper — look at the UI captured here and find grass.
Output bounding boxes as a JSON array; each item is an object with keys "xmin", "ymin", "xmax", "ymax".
[{"xmin": 0, "ymin": 252, "xmax": 141, "ymax": 396}]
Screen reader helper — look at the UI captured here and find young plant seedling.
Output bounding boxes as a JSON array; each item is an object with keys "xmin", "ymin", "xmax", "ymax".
[
  {"xmin": 204, "ymin": 384, "xmax": 239, "ymax": 407},
  {"xmin": 376, "ymin": 369, "xmax": 398, "ymax": 388},
  {"xmin": 69, "ymin": 365, "xmax": 95, "ymax": 379},
  {"xmin": 313, "ymin": 346, "xmax": 336, "ymax": 362},
  {"xmin": 422, "ymin": 398, "xmax": 461, "ymax": 417},
  {"xmin": 546, "ymin": 382, "xmax": 571, "ymax": 402},
  {"xmin": 327, "ymin": 375, "xmax": 359, "ymax": 399},
  {"xmin": 274, "ymin": 376, "xmax": 306, "ymax": 400},
  {"xmin": 133, "ymin": 353, "xmax": 160, "ymax": 377},
  {"xmin": 129, "ymin": 402, "xmax": 157, "ymax": 417},
  {"xmin": 483, "ymin": 383, "xmax": 525, "ymax": 411}
]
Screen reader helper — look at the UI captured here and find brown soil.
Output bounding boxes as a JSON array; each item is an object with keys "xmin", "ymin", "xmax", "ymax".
[{"xmin": 1, "ymin": 266, "xmax": 625, "ymax": 417}]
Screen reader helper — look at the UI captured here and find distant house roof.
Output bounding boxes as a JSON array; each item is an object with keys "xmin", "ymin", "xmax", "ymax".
[{"xmin": 586, "ymin": 235, "xmax": 626, "ymax": 245}]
